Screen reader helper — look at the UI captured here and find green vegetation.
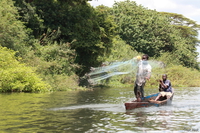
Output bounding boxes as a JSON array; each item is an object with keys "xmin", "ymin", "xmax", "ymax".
[
  {"xmin": 0, "ymin": 0, "xmax": 29, "ymax": 55},
  {"xmin": 0, "ymin": 0, "xmax": 200, "ymax": 92},
  {"xmin": 110, "ymin": 0, "xmax": 199, "ymax": 69},
  {"xmin": 147, "ymin": 65, "xmax": 200, "ymax": 88},
  {"xmin": 0, "ymin": 46, "xmax": 51, "ymax": 92}
]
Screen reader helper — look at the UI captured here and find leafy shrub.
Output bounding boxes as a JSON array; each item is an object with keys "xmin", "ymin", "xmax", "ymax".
[
  {"xmin": 42, "ymin": 74, "xmax": 85, "ymax": 91},
  {"xmin": 0, "ymin": 46, "xmax": 51, "ymax": 92},
  {"xmin": 25, "ymin": 41, "xmax": 79, "ymax": 76}
]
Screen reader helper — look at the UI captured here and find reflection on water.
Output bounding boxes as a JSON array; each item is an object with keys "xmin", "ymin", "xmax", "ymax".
[{"xmin": 0, "ymin": 87, "xmax": 200, "ymax": 132}]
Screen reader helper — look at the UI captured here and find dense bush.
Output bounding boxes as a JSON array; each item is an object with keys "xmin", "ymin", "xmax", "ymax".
[{"xmin": 0, "ymin": 46, "xmax": 51, "ymax": 92}]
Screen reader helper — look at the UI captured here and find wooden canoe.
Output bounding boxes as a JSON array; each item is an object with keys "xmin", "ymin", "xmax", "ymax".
[{"xmin": 125, "ymin": 92, "xmax": 174, "ymax": 110}]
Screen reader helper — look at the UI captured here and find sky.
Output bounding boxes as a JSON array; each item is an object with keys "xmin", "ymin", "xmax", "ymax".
[{"xmin": 88, "ymin": 0, "xmax": 200, "ymax": 57}]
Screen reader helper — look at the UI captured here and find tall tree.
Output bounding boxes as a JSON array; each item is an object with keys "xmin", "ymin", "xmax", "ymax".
[
  {"xmin": 13, "ymin": 0, "xmax": 116, "ymax": 76},
  {"xmin": 111, "ymin": 0, "xmax": 175, "ymax": 56},
  {"xmin": 110, "ymin": 0, "xmax": 199, "ymax": 69},
  {"xmin": 0, "ymin": 0, "xmax": 29, "ymax": 54},
  {"xmin": 13, "ymin": 0, "xmax": 44, "ymax": 38},
  {"xmin": 160, "ymin": 12, "xmax": 200, "ymax": 68},
  {"xmin": 70, "ymin": 5, "xmax": 116, "ymax": 75}
]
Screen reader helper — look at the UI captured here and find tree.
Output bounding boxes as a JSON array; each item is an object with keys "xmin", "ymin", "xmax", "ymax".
[
  {"xmin": 13, "ymin": 0, "xmax": 117, "ymax": 76},
  {"xmin": 110, "ymin": 0, "xmax": 199, "ymax": 69},
  {"xmin": 160, "ymin": 12, "xmax": 200, "ymax": 69},
  {"xmin": 13, "ymin": 0, "xmax": 44, "ymax": 39},
  {"xmin": 72, "ymin": 5, "xmax": 116, "ymax": 75},
  {"xmin": 0, "ymin": 0, "xmax": 29, "ymax": 54}
]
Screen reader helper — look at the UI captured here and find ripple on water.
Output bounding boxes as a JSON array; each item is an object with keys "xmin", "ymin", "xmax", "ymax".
[{"xmin": 1, "ymin": 87, "xmax": 200, "ymax": 133}]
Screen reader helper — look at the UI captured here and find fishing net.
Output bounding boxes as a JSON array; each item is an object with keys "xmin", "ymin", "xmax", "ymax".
[{"xmin": 86, "ymin": 56, "xmax": 165, "ymax": 85}]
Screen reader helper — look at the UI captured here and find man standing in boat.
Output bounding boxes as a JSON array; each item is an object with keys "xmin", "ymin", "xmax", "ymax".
[{"xmin": 134, "ymin": 54, "xmax": 152, "ymax": 102}]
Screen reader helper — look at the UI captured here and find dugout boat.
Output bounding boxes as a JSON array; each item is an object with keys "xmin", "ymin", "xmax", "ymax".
[{"xmin": 124, "ymin": 91, "xmax": 174, "ymax": 110}]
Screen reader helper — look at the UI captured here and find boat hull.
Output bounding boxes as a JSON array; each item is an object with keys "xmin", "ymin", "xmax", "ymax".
[{"xmin": 125, "ymin": 92, "xmax": 174, "ymax": 110}]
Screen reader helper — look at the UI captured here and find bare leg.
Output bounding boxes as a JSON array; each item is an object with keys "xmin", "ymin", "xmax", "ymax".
[
  {"xmin": 155, "ymin": 94, "xmax": 161, "ymax": 101},
  {"xmin": 136, "ymin": 92, "xmax": 142, "ymax": 102}
]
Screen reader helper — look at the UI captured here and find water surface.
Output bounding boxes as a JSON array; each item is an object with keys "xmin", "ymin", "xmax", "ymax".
[{"xmin": 0, "ymin": 87, "xmax": 200, "ymax": 133}]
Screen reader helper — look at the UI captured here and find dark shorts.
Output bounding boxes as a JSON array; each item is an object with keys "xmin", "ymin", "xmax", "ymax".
[{"xmin": 134, "ymin": 83, "xmax": 145, "ymax": 98}]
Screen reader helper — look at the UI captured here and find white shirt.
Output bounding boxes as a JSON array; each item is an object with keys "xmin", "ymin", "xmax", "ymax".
[{"xmin": 135, "ymin": 60, "xmax": 152, "ymax": 86}]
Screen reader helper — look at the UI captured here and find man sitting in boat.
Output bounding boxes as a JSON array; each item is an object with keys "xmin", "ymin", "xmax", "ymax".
[{"xmin": 155, "ymin": 74, "xmax": 173, "ymax": 101}]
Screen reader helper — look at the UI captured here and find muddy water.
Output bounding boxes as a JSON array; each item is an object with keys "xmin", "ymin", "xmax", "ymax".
[{"xmin": 0, "ymin": 87, "xmax": 200, "ymax": 133}]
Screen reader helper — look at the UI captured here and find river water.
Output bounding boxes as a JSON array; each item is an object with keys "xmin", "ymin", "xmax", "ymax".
[{"xmin": 0, "ymin": 87, "xmax": 200, "ymax": 133}]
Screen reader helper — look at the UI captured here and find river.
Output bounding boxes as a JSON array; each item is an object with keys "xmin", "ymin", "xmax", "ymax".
[{"xmin": 0, "ymin": 87, "xmax": 200, "ymax": 133}]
